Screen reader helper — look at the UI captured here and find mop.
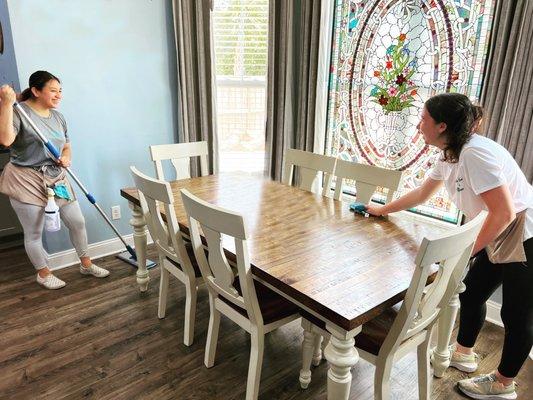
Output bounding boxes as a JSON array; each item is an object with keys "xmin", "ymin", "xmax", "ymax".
[{"xmin": 13, "ymin": 102, "xmax": 156, "ymax": 269}]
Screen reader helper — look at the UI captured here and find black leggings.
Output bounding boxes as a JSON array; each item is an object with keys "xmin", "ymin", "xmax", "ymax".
[{"xmin": 457, "ymin": 237, "xmax": 533, "ymax": 378}]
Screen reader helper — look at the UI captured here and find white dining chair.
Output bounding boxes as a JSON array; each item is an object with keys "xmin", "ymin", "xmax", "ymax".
[
  {"xmin": 298, "ymin": 211, "xmax": 487, "ymax": 399},
  {"xmin": 149, "ymin": 141, "xmax": 209, "ymax": 180},
  {"xmin": 130, "ymin": 166, "xmax": 203, "ymax": 346},
  {"xmin": 180, "ymin": 189, "xmax": 300, "ymax": 400},
  {"xmin": 282, "ymin": 149, "xmax": 337, "ymax": 196},
  {"xmin": 333, "ymin": 159, "xmax": 403, "ymax": 203}
]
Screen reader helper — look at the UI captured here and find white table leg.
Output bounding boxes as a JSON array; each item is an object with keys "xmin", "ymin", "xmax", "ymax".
[
  {"xmin": 312, "ymin": 330, "xmax": 324, "ymax": 366},
  {"xmin": 432, "ymin": 282, "xmax": 465, "ymax": 377},
  {"xmin": 300, "ymin": 319, "xmax": 318, "ymax": 389},
  {"xmin": 129, "ymin": 202, "xmax": 149, "ymax": 292},
  {"xmin": 324, "ymin": 324, "xmax": 361, "ymax": 400}
]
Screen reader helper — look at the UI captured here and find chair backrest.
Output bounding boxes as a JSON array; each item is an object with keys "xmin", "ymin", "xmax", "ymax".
[
  {"xmin": 379, "ymin": 211, "xmax": 487, "ymax": 356},
  {"xmin": 180, "ymin": 189, "xmax": 264, "ymax": 326},
  {"xmin": 282, "ymin": 149, "xmax": 337, "ymax": 196},
  {"xmin": 333, "ymin": 159, "xmax": 403, "ymax": 203},
  {"xmin": 130, "ymin": 166, "xmax": 194, "ymax": 275},
  {"xmin": 149, "ymin": 141, "xmax": 209, "ymax": 180}
]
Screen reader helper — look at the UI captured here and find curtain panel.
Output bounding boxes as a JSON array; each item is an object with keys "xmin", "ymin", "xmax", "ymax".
[
  {"xmin": 264, "ymin": 0, "xmax": 323, "ymax": 181},
  {"xmin": 481, "ymin": 0, "xmax": 533, "ymax": 182},
  {"xmin": 172, "ymin": 0, "xmax": 219, "ymax": 175}
]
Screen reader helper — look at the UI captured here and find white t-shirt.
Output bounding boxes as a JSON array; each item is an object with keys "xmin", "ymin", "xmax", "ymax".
[{"xmin": 429, "ymin": 134, "xmax": 533, "ymax": 241}]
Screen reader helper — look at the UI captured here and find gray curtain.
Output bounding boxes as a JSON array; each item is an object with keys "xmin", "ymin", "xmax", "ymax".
[
  {"xmin": 264, "ymin": 0, "xmax": 322, "ymax": 181},
  {"xmin": 480, "ymin": 0, "xmax": 533, "ymax": 182},
  {"xmin": 172, "ymin": 0, "xmax": 219, "ymax": 175}
]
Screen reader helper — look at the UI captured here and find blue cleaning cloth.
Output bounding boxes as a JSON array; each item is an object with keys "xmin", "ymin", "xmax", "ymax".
[
  {"xmin": 53, "ymin": 183, "xmax": 72, "ymax": 201},
  {"xmin": 349, "ymin": 202, "xmax": 369, "ymax": 216}
]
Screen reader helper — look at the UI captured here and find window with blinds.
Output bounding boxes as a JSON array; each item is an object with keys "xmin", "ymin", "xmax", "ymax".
[{"xmin": 212, "ymin": 0, "xmax": 269, "ymax": 173}]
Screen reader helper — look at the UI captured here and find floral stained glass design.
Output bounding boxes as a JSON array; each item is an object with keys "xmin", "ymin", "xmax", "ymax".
[{"xmin": 326, "ymin": 0, "xmax": 495, "ymax": 223}]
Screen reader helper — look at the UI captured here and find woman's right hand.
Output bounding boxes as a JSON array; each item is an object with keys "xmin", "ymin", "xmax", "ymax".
[
  {"xmin": 366, "ymin": 203, "xmax": 388, "ymax": 217},
  {"xmin": 0, "ymin": 85, "xmax": 17, "ymax": 106}
]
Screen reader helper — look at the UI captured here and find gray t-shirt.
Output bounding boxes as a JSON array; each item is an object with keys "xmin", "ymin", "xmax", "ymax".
[{"xmin": 10, "ymin": 103, "xmax": 69, "ymax": 167}]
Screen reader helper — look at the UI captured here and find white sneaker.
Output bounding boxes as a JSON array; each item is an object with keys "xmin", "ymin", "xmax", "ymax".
[
  {"xmin": 36, "ymin": 273, "xmax": 66, "ymax": 289},
  {"xmin": 458, "ymin": 372, "xmax": 517, "ymax": 399},
  {"xmin": 80, "ymin": 263, "xmax": 110, "ymax": 278},
  {"xmin": 449, "ymin": 343, "xmax": 480, "ymax": 373}
]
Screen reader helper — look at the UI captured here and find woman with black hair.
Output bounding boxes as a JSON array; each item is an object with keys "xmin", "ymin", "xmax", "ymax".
[
  {"xmin": 367, "ymin": 93, "xmax": 532, "ymax": 399},
  {"xmin": 0, "ymin": 71, "xmax": 109, "ymax": 289}
]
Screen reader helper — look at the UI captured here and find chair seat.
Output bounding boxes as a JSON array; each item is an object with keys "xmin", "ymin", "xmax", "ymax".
[
  {"xmin": 353, "ymin": 303, "xmax": 402, "ymax": 356},
  {"xmin": 350, "ymin": 275, "xmax": 436, "ymax": 355},
  {"xmin": 220, "ymin": 279, "xmax": 299, "ymax": 325},
  {"xmin": 301, "ymin": 302, "xmax": 402, "ymax": 356},
  {"xmin": 166, "ymin": 242, "xmax": 203, "ymax": 278}
]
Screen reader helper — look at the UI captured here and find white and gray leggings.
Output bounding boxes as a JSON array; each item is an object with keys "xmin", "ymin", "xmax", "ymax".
[{"xmin": 10, "ymin": 198, "xmax": 89, "ymax": 270}]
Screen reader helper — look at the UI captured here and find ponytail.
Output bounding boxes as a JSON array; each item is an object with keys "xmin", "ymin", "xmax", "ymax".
[
  {"xmin": 19, "ymin": 88, "xmax": 33, "ymax": 102},
  {"xmin": 470, "ymin": 104, "xmax": 483, "ymax": 132}
]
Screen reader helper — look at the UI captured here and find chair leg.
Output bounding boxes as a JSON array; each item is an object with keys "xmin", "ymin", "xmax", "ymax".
[
  {"xmin": 322, "ymin": 334, "xmax": 330, "ymax": 346},
  {"xmin": 246, "ymin": 328, "xmax": 265, "ymax": 400},
  {"xmin": 204, "ymin": 294, "xmax": 221, "ymax": 368},
  {"xmin": 312, "ymin": 333, "xmax": 323, "ymax": 366},
  {"xmin": 299, "ymin": 320, "xmax": 315, "ymax": 389},
  {"xmin": 374, "ymin": 357, "xmax": 393, "ymax": 400},
  {"xmin": 183, "ymin": 280, "xmax": 198, "ymax": 346},
  {"xmin": 158, "ymin": 266, "xmax": 170, "ymax": 319},
  {"xmin": 417, "ymin": 336, "xmax": 432, "ymax": 400}
]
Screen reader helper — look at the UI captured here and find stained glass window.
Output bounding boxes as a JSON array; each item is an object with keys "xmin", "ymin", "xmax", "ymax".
[{"xmin": 326, "ymin": 0, "xmax": 495, "ymax": 223}]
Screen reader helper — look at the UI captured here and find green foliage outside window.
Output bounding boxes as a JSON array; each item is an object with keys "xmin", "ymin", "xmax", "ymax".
[{"xmin": 214, "ymin": 0, "xmax": 268, "ymax": 78}]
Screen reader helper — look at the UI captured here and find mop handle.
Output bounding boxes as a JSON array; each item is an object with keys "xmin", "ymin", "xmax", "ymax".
[{"xmin": 13, "ymin": 102, "xmax": 136, "ymax": 257}]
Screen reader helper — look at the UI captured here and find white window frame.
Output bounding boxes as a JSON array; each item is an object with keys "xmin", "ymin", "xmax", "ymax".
[{"xmin": 314, "ymin": 0, "xmax": 335, "ymax": 157}]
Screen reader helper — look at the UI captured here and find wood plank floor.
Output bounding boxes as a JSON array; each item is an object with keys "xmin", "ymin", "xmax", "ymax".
[{"xmin": 0, "ymin": 244, "xmax": 531, "ymax": 399}]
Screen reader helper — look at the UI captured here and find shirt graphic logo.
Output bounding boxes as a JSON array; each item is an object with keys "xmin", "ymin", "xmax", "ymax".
[
  {"xmin": 456, "ymin": 177, "xmax": 464, "ymax": 192},
  {"xmin": 48, "ymin": 130, "xmax": 64, "ymax": 140}
]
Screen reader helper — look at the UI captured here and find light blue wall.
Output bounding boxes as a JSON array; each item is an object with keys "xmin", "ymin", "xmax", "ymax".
[{"xmin": 7, "ymin": 0, "xmax": 179, "ymax": 253}]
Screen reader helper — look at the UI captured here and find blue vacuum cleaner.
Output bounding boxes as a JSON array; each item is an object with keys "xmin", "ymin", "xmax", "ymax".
[{"xmin": 14, "ymin": 102, "xmax": 156, "ymax": 269}]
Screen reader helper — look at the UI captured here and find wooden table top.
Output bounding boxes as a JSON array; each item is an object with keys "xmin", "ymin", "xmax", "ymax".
[{"xmin": 121, "ymin": 173, "xmax": 445, "ymax": 331}]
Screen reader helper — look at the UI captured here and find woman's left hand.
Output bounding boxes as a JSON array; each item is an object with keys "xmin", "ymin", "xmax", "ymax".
[
  {"xmin": 58, "ymin": 143, "xmax": 72, "ymax": 168},
  {"xmin": 58, "ymin": 155, "xmax": 71, "ymax": 168}
]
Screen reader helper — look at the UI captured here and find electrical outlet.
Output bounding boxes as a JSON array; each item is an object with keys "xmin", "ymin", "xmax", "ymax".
[{"xmin": 111, "ymin": 205, "xmax": 121, "ymax": 220}]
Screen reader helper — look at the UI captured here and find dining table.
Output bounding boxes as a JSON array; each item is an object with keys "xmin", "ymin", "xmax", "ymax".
[{"xmin": 120, "ymin": 172, "xmax": 462, "ymax": 399}]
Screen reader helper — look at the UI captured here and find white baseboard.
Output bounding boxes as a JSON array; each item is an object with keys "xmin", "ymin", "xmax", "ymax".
[
  {"xmin": 486, "ymin": 300, "xmax": 503, "ymax": 327},
  {"xmin": 46, "ymin": 233, "xmax": 153, "ymax": 270}
]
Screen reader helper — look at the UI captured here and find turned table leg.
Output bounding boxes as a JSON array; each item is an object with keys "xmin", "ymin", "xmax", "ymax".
[
  {"xmin": 130, "ymin": 203, "xmax": 150, "ymax": 292},
  {"xmin": 324, "ymin": 324, "xmax": 362, "ymax": 400}
]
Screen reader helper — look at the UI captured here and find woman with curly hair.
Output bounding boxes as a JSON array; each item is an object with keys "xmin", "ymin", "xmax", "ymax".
[{"xmin": 367, "ymin": 93, "xmax": 532, "ymax": 400}]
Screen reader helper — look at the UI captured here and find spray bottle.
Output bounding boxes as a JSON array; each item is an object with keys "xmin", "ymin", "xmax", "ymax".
[{"xmin": 44, "ymin": 188, "xmax": 61, "ymax": 232}]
